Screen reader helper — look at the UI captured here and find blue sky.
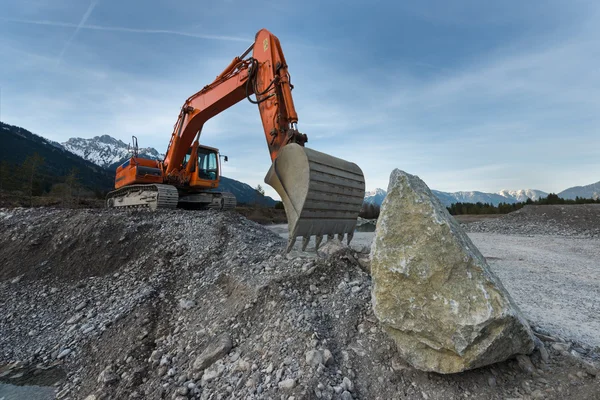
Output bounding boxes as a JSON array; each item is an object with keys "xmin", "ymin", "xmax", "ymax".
[{"xmin": 1, "ymin": 0, "xmax": 599, "ymax": 198}]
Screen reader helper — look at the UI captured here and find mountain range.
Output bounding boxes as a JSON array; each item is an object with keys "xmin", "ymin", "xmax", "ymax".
[{"xmin": 365, "ymin": 182, "xmax": 599, "ymax": 207}]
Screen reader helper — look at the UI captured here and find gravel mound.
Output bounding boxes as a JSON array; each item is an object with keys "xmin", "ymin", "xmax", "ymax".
[
  {"xmin": 1, "ymin": 208, "xmax": 599, "ymax": 399},
  {"xmin": 464, "ymin": 205, "xmax": 600, "ymax": 237}
]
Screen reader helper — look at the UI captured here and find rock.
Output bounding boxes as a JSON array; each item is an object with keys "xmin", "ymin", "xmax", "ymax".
[
  {"xmin": 57, "ymin": 348, "xmax": 71, "ymax": 359},
  {"xmin": 178, "ymin": 299, "xmax": 196, "ymax": 310},
  {"xmin": 342, "ymin": 377, "xmax": 353, "ymax": 392},
  {"xmin": 356, "ymin": 256, "xmax": 371, "ymax": 273},
  {"xmin": 305, "ymin": 350, "xmax": 324, "ymax": 367},
  {"xmin": 582, "ymin": 362, "xmax": 599, "ymax": 377},
  {"xmin": 317, "ymin": 239, "xmax": 346, "ymax": 258},
  {"xmin": 278, "ymin": 378, "xmax": 296, "ymax": 390},
  {"xmin": 370, "ymin": 170, "xmax": 535, "ymax": 374},
  {"xmin": 67, "ymin": 313, "xmax": 84, "ymax": 324},
  {"xmin": 10, "ymin": 275, "xmax": 23, "ymax": 284},
  {"xmin": 234, "ymin": 359, "xmax": 250, "ymax": 372},
  {"xmin": 97, "ymin": 366, "xmax": 119, "ymax": 385},
  {"xmin": 551, "ymin": 343, "xmax": 570, "ymax": 352},
  {"xmin": 75, "ymin": 300, "xmax": 87, "ymax": 311},
  {"xmin": 516, "ymin": 355, "xmax": 536, "ymax": 375},
  {"xmin": 192, "ymin": 334, "xmax": 232, "ymax": 371},
  {"xmin": 341, "ymin": 391, "xmax": 353, "ymax": 400},
  {"xmin": 322, "ymin": 349, "xmax": 333, "ymax": 366}
]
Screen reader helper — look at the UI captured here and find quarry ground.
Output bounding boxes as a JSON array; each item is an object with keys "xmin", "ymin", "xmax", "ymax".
[{"xmin": 0, "ymin": 205, "xmax": 599, "ymax": 399}]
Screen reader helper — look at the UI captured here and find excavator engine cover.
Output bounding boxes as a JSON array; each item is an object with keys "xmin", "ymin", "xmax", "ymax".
[{"xmin": 265, "ymin": 144, "xmax": 365, "ymax": 253}]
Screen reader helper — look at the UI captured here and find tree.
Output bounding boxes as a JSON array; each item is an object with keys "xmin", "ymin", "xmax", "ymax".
[
  {"xmin": 254, "ymin": 184, "xmax": 265, "ymax": 207},
  {"xmin": 21, "ymin": 153, "xmax": 44, "ymax": 207},
  {"xmin": 0, "ymin": 161, "xmax": 10, "ymax": 196},
  {"xmin": 63, "ymin": 167, "xmax": 80, "ymax": 206}
]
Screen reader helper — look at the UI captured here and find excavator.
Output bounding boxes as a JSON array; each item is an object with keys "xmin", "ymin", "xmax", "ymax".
[{"xmin": 106, "ymin": 28, "xmax": 365, "ymax": 252}]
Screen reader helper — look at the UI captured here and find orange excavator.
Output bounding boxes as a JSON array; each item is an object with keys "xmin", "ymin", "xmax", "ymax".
[{"xmin": 106, "ymin": 28, "xmax": 365, "ymax": 252}]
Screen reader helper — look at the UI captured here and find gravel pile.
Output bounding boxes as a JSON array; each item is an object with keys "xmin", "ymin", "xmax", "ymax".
[
  {"xmin": 464, "ymin": 205, "xmax": 600, "ymax": 237},
  {"xmin": 1, "ymin": 208, "xmax": 599, "ymax": 399}
]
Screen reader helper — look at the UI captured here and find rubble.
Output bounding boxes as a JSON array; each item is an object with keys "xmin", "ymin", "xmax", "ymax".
[{"xmin": 1, "ymin": 207, "xmax": 599, "ymax": 399}]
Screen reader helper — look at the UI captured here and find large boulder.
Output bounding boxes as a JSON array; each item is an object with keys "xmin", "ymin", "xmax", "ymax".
[{"xmin": 371, "ymin": 169, "xmax": 534, "ymax": 373}]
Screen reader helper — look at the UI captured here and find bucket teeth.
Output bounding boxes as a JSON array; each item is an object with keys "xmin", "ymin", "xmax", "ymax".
[
  {"xmin": 347, "ymin": 232, "xmax": 354, "ymax": 245},
  {"xmin": 285, "ymin": 237, "xmax": 297, "ymax": 253},
  {"xmin": 301, "ymin": 236, "xmax": 310, "ymax": 251},
  {"xmin": 315, "ymin": 235, "xmax": 323, "ymax": 252},
  {"xmin": 327, "ymin": 234, "xmax": 335, "ymax": 242},
  {"xmin": 337, "ymin": 233, "xmax": 344, "ymax": 242}
]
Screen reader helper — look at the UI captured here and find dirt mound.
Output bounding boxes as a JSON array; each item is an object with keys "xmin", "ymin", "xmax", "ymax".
[
  {"xmin": 465, "ymin": 205, "xmax": 600, "ymax": 237},
  {"xmin": 1, "ymin": 208, "xmax": 599, "ymax": 399}
]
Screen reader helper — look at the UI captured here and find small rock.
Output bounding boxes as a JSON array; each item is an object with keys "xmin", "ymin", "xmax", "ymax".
[
  {"xmin": 341, "ymin": 391, "xmax": 353, "ymax": 400},
  {"xmin": 551, "ymin": 343, "xmax": 570, "ymax": 352},
  {"xmin": 193, "ymin": 334, "xmax": 232, "ymax": 371},
  {"xmin": 516, "ymin": 355, "xmax": 536, "ymax": 375},
  {"xmin": 487, "ymin": 376, "xmax": 496, "ymax": 387},
  {"xmin": 322, "ymin": 349, "xmax": 333, "ymax": 366},
  {"xmin": 582, "ymin": 362, "xmax": 599, "ymax": 377},
  {"xmin": 97, "ymin": 366, "xmax": 119, "ymax": 385},
  {"xmin": 178, "ymin": 299, "xmax": 196, "ymax": 310},
  {"xmin": 75, "ymin": 300, "xmax": 87, "ymax": 311},
  {"xmin": 234, "ymin": 359, "xmax": 250, "ymax": 372},
  {"xmin": 67, "ymin": 313, "xmax": 84, "ymax": 325},
  {"xmin": 278, "ymin": 378, "xmax": 296, "ymax": 390},
  {"xmin": 306, "ymin": 350, "xmax": 323, "ymax": 367},
  {"xmin": 57, "ymin": 349, "xmax": 71, "ymax": 359},
  {"xmin": 342, "ymin": 377, "xmax": 353, "ymax": 392},
  {"xmin": 10, "ymin": 275, "xmax": 23, "ymax": 284}
]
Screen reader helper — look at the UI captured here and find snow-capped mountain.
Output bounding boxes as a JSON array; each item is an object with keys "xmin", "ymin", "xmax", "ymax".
[
  {"xmin": 365, "ymin": 187, "xmax": 554, "ymax": 207},
  {"xmin": 558, "ymin": 181, "xmax": 600, "ymax": 200},
  {"xmin": 62, "ymin": 135, "xmax": 163, "ymax": 170},
  {"xmin": 496, "ymin": 189, "xmax": 547, "ymax": 202},
  {"xmin": 364, "ymin": 188, "xmax": 387, "ymax": 206}
]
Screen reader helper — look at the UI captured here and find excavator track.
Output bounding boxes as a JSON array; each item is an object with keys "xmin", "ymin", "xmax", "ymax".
[
  {"xmin": 106, "ymin": 184, "xmax": 179, "ymax": 210},
  {"xmin": 206, "ymin": 192, "xmax": 237, "ymax": 210}
]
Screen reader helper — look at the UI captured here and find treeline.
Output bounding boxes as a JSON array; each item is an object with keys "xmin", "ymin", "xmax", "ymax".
[
  {"xmin": 360, "ymin": 202, "xmax": 381, "ymax": 219},
  {"xmin": 0, "ymin": 154, "xmax": 105, "ymax": 206},
  {"xmin": 447, "ymin": 194, "xmax": 600, "ymax": 215}
]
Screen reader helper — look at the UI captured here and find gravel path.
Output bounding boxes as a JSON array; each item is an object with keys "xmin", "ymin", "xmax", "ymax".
[
  {"xmin": 268, "ymin": 226, "xmax": 600, "ymax": 348},
  {"xmin": 470, "ymin": 233, "xmax": 600, "ymax": 348}
]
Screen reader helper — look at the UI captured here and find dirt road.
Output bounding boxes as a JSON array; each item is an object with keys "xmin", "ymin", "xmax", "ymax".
[{"xmin": 268, "ymin": 225, "xmax": 600, "ymax": 348}]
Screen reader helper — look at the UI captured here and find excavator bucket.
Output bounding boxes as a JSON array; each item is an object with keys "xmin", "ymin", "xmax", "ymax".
[{"xmin": 265, "ymin": 144, "xmax": 365, "ymax": 253}]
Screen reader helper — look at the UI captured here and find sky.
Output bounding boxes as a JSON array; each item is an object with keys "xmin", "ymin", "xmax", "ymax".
[{"xmin": 1, "ymin": 0, "xmax": 599, "ymax": 199}]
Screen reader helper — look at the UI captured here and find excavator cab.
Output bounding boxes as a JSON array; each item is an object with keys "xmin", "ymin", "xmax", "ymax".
[{"xmin": 186, "ymin": 142, "xmax": 220, "ymax": 189}]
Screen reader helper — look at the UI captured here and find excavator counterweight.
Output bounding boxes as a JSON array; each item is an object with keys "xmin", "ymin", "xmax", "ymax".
[{"xmin": 106, "ymin": 28, "xmax": 365, "ymax": 252}]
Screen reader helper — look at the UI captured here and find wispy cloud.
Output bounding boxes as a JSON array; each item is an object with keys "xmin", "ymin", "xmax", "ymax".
[
  {"xmin": 57, "ymin": 0, "xmax": 98, "ymax": 65},
  {"xmin": 2, "ymin": 17, "xmax": 252, "ymax": 43}
]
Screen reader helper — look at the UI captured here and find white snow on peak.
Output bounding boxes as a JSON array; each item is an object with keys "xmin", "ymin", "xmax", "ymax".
[
  {"xmin": 62, "ymin": 135, "xmax": 164, "ymax": 168},
  {"xmin": 496, "ymin": 189, "xmax": 547, "ymax": 202}
]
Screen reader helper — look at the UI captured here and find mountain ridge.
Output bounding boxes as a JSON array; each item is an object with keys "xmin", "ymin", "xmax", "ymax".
[{"xmin": 366, "ymin": 183, "xmax": 598, "ymax": 207}]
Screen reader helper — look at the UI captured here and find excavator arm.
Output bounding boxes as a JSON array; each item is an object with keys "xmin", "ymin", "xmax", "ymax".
[
  {"xmin": 163, "ymin": 28, "xmax": 365, "ymax": 252},
  {"xmin": 164, "ymin": 29, "xmax": 306, "ymax": 174}
]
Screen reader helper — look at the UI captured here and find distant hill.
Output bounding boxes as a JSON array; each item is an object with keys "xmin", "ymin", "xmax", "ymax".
[
  {"xmin": 558, "ymin": 181, "xmax": 600, "ymax": 200},
  {"xmin": 0, "ymin": 122, "xmax": 114, "ymax": 193}
]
